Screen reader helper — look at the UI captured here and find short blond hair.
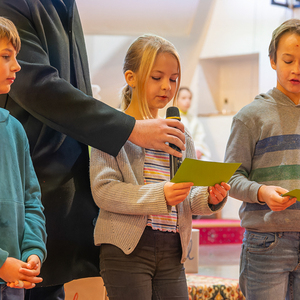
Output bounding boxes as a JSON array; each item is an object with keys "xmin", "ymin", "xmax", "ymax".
[
  {"xmin": 121, "ymin": 34, "xmax": 181, "ymax": 119},
  {"xmin": 0, "ymin": 17, "xmax": 21, "ymax": 53}
]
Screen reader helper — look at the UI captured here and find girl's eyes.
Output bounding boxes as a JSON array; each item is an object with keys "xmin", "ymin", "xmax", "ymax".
[
  {"xmin": 2, "ymin": 55, "xmax": 9, "ymax": 60},
  {"xmin": 151, "ymin": 76, "xmax": 177, "ymax": 82},
  {"xmin": 284, "ymin": 60, "xmax": 292, "ymax": 64}
]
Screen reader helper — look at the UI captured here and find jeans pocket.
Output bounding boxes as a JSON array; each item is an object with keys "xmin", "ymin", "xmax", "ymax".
[{"xmin": 246, "ymin": 231, "xmax": 277, "ymax": 253}]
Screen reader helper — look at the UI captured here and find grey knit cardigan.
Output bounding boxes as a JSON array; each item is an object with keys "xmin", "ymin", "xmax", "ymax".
[{"xmin": 90, "ymin": 130, "xmax": 226, "ymax": 263}]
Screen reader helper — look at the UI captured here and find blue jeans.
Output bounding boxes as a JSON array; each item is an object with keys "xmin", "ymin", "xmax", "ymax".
[
  {"xmin": 0, "ymin": 285, "xmax": 24, "ymax": 300},
  {"xmin": 240, "ymin": 231, "xmax": 300, "ymax": 300},
  {"xmin": 100, "ymin": 227, "xmax": 188, "ymax": 300}
]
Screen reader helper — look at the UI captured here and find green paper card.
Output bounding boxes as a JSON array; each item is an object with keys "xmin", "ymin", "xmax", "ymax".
[
  {"xmin": 170, "ymin": 158, "xmax": 241, "ymax": 186},
  {"xmin": 281, "ymin": 189, "xmax": 300, "ymax": 201}
]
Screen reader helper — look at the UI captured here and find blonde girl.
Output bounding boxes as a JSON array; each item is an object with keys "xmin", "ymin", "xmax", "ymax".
[{"xmin": 90, "ymin": 34, "xmax": 229, "ymax": 300}]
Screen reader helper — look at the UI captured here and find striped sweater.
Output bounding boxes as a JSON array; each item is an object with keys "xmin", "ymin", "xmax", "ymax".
[
  {"xmin": 144, "ymin": 149, "xmax": 178, "ymax": 232},
  {"xmin": 225, "ymin": 88, "xmax": 300, "ymax": 232}
]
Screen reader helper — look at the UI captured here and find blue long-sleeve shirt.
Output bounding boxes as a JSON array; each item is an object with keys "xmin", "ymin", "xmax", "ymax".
[{"xmin": 0, "ymin": 108, "xmax": 46, "ymax": 283}]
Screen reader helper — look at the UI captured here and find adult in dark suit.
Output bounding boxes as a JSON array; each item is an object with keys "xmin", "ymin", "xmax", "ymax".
[{"xmin": 0, "ymin": 0, "xmax": 185, "ymax": 299}]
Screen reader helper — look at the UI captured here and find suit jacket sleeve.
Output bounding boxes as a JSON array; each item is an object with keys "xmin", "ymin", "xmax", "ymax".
[{"xmin": 0, "ymin": 0, "xmax": 135, "ymax": 157}]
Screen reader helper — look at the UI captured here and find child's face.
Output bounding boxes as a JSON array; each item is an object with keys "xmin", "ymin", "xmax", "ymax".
[
  {"xmin": 177, "ymin": 89, "xmax": 192, "ymax": 113},
  {"xmin": 271, "ymin": 32, "xmax": 300, "ymax": 104},
  {"xmin": 146, "ymin": 52, "xmax": 179, "ymax": 118},
  {"xmin": 0, "ymin": 38, "xmax": 21, "ymax": 94}
]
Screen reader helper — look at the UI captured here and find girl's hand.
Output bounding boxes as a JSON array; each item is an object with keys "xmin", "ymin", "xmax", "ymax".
[
  {"xmin": 164, "ymin": 182, "xmax": 194, "ymax": 206},
  {"xmin": 208, "ymin": 182, "xmax": 230, "ymax": 205}
]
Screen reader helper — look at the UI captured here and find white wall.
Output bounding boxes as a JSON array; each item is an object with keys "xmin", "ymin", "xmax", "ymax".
[
  {"xmin": 83, "ymin": 0, "xmax": 298, "ymax": 113},
  {"xmin": 192, "ymin": 53, "xmax": 259, "ymax": 115},
  {"xmin": 85, "ymin": 35, "xmax": 134, "ymax": 108},
  {"xmin": 198, "ymin": 114, "xmax": 242, "ymax": 219},
  {"xmin": 196, "ymin": 0, "xmax": 296, "ymax": 115}
]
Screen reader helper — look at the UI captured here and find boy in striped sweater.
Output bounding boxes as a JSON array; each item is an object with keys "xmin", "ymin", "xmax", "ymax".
[{"xmin": 225, "ymin": 19, "xmax": 300, "ymax": 300}]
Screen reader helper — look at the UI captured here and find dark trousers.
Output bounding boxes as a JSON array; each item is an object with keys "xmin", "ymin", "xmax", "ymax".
[
  {"xmin": 100, "ymin": 227, "xmax": 189, "ymax": 300},
  {"xmin": 25, "ymin": 284, "xmax": 65, "ymax": 300}
]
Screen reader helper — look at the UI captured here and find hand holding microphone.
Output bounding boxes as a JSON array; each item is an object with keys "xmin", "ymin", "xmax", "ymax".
[
  {"xmin": 164, "ymin": 106, "xmax": 194, "ymax": 206},
  {"xmin": 129, "ymin": 117, "xmax": 185, "ymax": 157}
]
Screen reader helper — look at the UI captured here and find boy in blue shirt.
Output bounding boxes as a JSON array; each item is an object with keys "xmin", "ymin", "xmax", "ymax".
[{"xmin": 0, "ymin": 17, "xmax": 47, "ymax": 299}]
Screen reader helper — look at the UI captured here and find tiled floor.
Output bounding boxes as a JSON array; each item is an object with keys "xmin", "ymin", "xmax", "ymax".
[{"xmin": 197, "ymin": 243, "xmax": 242, "ymax": 279}]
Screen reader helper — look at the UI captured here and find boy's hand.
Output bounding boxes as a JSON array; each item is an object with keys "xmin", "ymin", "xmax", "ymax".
[
  {"xmin": 6, "ymin": 255, "xmax": 42, "ymax": 289},
  {"xmin": 25, "ymin": 255, "xmax": 41, "ymax": 272},
  {"xmin": 7, "ymin": 280, "xmax": 36, "ymax": 289},
  {"xmin": 18, "ymin": 255, "xmax": 42, "ymax": 286},
  {"xmin": 258, "ymin": 185, "xmax": 297, "ymax": 211},
  {"xmin": 164, "ymin": 182, "xmax": 194, "ymax": 206},
  {"xmin": 0, "ymin": 257, "xmax": 27, "ymax": 284},
  {"xmin": 208, "ymin": 182, "xmax": 230, "ymax": 205}
]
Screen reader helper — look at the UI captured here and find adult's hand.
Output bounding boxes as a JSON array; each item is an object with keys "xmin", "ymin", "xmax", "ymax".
[{"xmin": 128, "ymin": 119, "xmax": 185, "ymax": 157}]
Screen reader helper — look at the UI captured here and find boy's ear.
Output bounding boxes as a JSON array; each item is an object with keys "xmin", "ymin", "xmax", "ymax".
[
  {"xmin": 125, "ymin": 70, "xmax": 137, "ymax": 88},
  {"xmin": 270, "ymin": 58, "xmax": 277, "ymax": 70}
]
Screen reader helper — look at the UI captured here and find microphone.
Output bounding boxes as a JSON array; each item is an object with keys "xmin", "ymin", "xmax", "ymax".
[{"xmin": 166, "ymin": 106, "xmax": 182, "ymax": 180}]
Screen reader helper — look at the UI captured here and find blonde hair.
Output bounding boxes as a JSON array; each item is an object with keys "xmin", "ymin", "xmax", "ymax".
[
  {"xmin": 121, "ymin": 34, "xmax": 181, "ymax": 119},
  {"xmin": 269, "ymin": 18, "xmax": 300, "ymax": 63},
  {"xmin": 0, "ymin": 17, "xmax": 20, "ymax": 53}
]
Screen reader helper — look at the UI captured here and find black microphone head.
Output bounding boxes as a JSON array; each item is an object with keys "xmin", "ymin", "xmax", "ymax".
[{"xmin": 166, "ymin": 106, "xmax": 180, "ymax": 120}]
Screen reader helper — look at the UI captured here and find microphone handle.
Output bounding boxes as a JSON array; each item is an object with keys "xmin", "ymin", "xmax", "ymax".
[{"xmin": 169, "ymin": 143, "xmax": 182, "ymax": 180}]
